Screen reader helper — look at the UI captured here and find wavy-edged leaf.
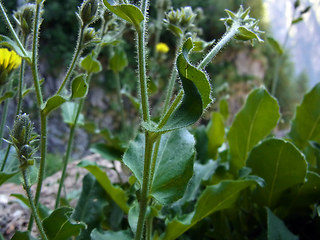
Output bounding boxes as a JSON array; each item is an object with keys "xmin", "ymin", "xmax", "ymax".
[
  {"xmin": 0, "ymin": 35, "xmax": 31, "ymax": 61},
  {"xmin": 78, "ymin": 160, "xmax": 129, "ymax": 213},
  {"xmin": 161, "ymin": 179, "xmax": 258, "ymax": 240},
  {"xmin": 43, "ymin": 207, "xmax": 85, "ymax": 240},
  {"xmin": 152, "ymin": 38, "xmax": 213, "ymax": 132},
  {"xmin": 91, "ymin": 229, "xmax": 133, "ymax": 240},
  {"xmin": 289, "ymin": 83, "xmax": 320, "ymax": 150},
  {"xmin": 41, "ymin": 95, "xmax": 67, "ymax": 116},
  {"xmin": 80, "ymin": 52, "xmax": 102, "ymax": 73},
  {"xmin": 247, "ymin": 138, "xmax": 307, "ymax": 207},
  {"xmin": 103, "ymin": 0, "xmax": 143, "ymax": 30},
  {"xmin": 123, "ymin": 129, "xmax": 195, "ymax": 204},
  {"xmin": 228, "ymin": 87, "xmax": 280, "ymax": 172}
]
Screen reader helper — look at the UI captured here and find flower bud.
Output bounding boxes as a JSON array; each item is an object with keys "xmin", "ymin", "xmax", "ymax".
[
  {"xmin": 11, "ymin": 113, "xmax": 34, "ymax": 149},
  {"xmin": 80, "ymin": 0, "xmax": 99, "ymax": 26},
  {"xmin": 14, "ymin": 4, "xmax": 35, "ymax": 36},
  {"xmin": 83, "ymin": 27, "xmax": 99, "ymax": 46},
  {"xmin": 103, "ymin": 9, "xmax": 113, "ymax": 23}
]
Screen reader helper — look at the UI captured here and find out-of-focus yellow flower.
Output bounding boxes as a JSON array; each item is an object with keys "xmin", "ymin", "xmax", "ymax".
[
  {"xmin": 0, "ymin": 48, "xmax": 22, "ymax": 87},
  {"xmin": 156, "ymin": 42, "xmax": 169, "ymax": 53}
]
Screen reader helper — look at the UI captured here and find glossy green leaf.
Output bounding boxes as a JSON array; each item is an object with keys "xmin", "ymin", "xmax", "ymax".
[
  {"xmin": 71, "ymin": 74, "xmax": 88, "ymax": 99},
  {"xmin": 206, "ymin": 112, "xmax": 225, "ymax": 159},
  {"xmin": 73, "ymin": 174, "xmax": 108, "ymax": 240},
  {"xmin": 0, "ymin": 35, "xmax": 31, "ymax": 61},
  {"xmin": 11, "ymin": 231, "xmax": 36, "ymax": 240},
  {"xmin": 153, "ymin": 38, "xmax": 213, "ymax": 132},
  {"xmin": 161, "ymin": 179, "xmax": 258, "ymax": 240},
  {"xmin": 123, "ymin": 129, "xmax": 195, "ymax": 204},
  {"xmin": 78, "ymin": 160, "xmax": 129, "ymax": 213},
  {"xmin": 247, "ymin": 138, "xmax": 307, "ymax": 207},
  {"xmin": 0, "ymin": 91, "xmax": 15, "ymax": 104},
  {"xmin": 103, "ymin": 0, "xmax": 143, "ymax": 30},
  {"xmin": 43, "ymin": 207, "xmax": 85, "ymax": 240},
  {"xmin": 90, "ymin": 143, "xmax": 122, "ymax": 161},
  {"xmin": 228, "ymin": 87, "xmax": 280, "ymax": 172},
  {"xmin": 267, "ymin": 37, "xmax": 283, "ymax": 55},
  {"xmin": 41, "ymin": 95, "xmax": 67, "ymax": 116},
  {"xmin": 267, "ymin": 208, "xmax": 298, "ymax": 240},
  {"xmin": 11, "ymin": 193, "xmax": 51, "ymax": 220},
  {"xmin": 61, "ymin": 102, "xmax": 84, "ymax": 126},
  {"xmin": 289, "ymin": 83, "xmax": 320, "ymax": 150},
  {"xmin": 110, "ymin": 48, "xmax": 128, "ymax": 73},
  {"xmin": 91, "ymin": 229, "xmax": 133, "ymax": 240}
]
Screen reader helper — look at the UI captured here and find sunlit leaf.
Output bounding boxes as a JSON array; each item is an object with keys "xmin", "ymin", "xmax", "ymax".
[
  {"xmin": 71, "ymin": 74, "xmax": 88, "ymax": 99},
  {"xmin": 41, "ymin": 95, "xmax": 67, "ymax": 116}
]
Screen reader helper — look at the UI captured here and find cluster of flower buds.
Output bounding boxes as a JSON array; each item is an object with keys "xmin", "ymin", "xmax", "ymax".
[
  {"xmin": 7, "ymin": 114, "xmax": 38, "ymax": 170},
  {"xmin": 13, "ymin": 3, "xmax": 35, "ymax": 37},
  {"xmin": 164, "ymin": 6, "xmax": 198, "ymax": 36},
  {"xmin": 79, "ymin": 0, "xmax": 99, "ymax": 26},
  {"xmin": 220, "ymin": 6, "xmax": 263, "ymax": 42}
]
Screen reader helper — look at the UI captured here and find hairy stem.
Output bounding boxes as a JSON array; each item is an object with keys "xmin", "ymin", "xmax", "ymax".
[
  {"xmin": 56, "ymin": 26, "xmax": 85, "ymax": 95},
  {"xmin": 0, "ymin": 82, "xmax": 11, "ymax": 149},
  {"xmin": 197, "ymin": 23, "xmax": 239, "ymax": 70},
  {"xmin": 22, "ymin": 169, "xmax": 49, "ymax": 240}
]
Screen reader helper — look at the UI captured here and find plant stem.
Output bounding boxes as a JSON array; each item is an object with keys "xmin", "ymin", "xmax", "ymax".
[
  {"xmin": 0, "ymin": 2, "xmax": 29, "ymax": 58},
  {"xmin": 162, "ymin": 36, "xmax": 183, "ymax": 114},
  {"xmin": 0, "ymin": 82, "xmax": 11, "ymax": 149},
  {"xmin": 55, "ymin": 98, "xmax": 85, "ymax": 209},
  {"xmin": 22, "ymin": 169, "xmax": 49, "ymax": 240},
  {"xmin": 56, "ymin": 26, "xmax": 85, "ymax": 95},
  {"xmin": 197, "ymin": 24, "xmax": 239, "ymax": 70},
  {"xmin": 136, "ymin": 0, "xmax": 150, "ymax": 123},
  {"xmin": 135, "ymin": 132, "xmax": 154, "ymax": 240}
]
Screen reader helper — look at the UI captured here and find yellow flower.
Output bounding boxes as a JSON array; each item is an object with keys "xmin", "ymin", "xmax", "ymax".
[
  {"xmin": 0, "ymin": 48, "xmax": 22, "ymax": 86},
  {"xmin": 156, "ymin": 42, "xmax": 169, "ymax": 53}
]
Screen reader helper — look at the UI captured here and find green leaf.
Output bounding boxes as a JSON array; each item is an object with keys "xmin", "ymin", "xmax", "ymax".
[
  {"xmin": 153, "ymin": 38, "xmax": 213, "ymax": 132},
  {"xmin": 71, "ymin": 74, "xmax": 88, "ymax": 99},
  {"xmin": 43, "ymin": 207, "xmax": 85, "ymax": 240},
  {"xmin": 102, "ymin": 0, "xmax": 143, "ymax": 30},
  {"xmin": 78, "ymin": 160, "xmax": 129, "ymax": 213},
  {"xmin": 267, "ymin": 208, "xmax": 299, "ymax": 240},
  {"xmin": 219, "ymin": 98, "xmax": 229, "ymax": 121},
  {"xmin": 0, "ymin": 148, "xmax": 19, "ymax": 186},
  {"xmin": 128, "ymin": 201, "xmax": 139, "ymax": 234},
  {"xmin": 227, "ymin": 87, "xmax": 280, "ymax": 172},
  {"xmin": 206, "ymin": 112, "xmax": 225, "ymax": 159},
  {"xmin": 246, "ymin": 138, "xmax": 307, "ymax": 207},
  {"xmin": 110, "ymin": 48, "xmax": 128, "ymax": 73},
  {"xmin": 292, "ymin": 17, "xmax": 303, "ymax": 24},
  {"xmin": 61, "ymin": 102, "xmax": 84, "ymax": 126},
  {"xmin": 90, "ymin": 143, "xmax": 122, "ymax": 161},
  {"xmin": 0, "ymin": 35, "xmax": 31, "ymax": 61},
  {"xmin": 91, "ymin": 229, "xmax": 133, "ymax": 240},
  {"xmin": 41, "ymin": 95, "xmax": 67, "ymax": 116},
  {"xmin": 11, "ymin": 231, "xmax": 36, "ymax": 240},
  {"xmin": 289, "ymin": 83, "xmax": 320, "ymax": 150},
  {"xmin": 0, "ymin": 91, "xmax": 15, "ymax": 104},
  {"xmin": 11, "ymin": 193, "xmax": 51, "ymax": 220},
  {"xmin": 80, "ymin": 52, "xmax": 102, "ymax": 73},
  {"xmin": 161, "ymin": 179, "xmax": 258, "ymax": 240},
  {"xmin": 267, "ymin": 37, "xmax": 284, "ymax": 55},
  {"xmin": 123, "ymin": 129, "xmax": 195, "ymax": 204},
  {"xmin": 72, "ymin": 174, "xmax": 108, "ymax": 240}
]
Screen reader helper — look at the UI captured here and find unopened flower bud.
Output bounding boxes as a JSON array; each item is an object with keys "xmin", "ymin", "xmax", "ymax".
[
  {"xmin": 80, "ymin": 0, "xmax": 99, "ymax": 26},
  {"xmin": 11, "ymin": 113, "xmax": 33, "ymax": 149},
  {"xmin": 83, "ymin": 27, "xmax": 99, "ymax": 45},
  {"xmin": 103, "ymin": 10, "xmax": 113, "ymax": 23},
  {"xmin": 14, "ymin": 4, "xmax": 35, "ymax": 36}
]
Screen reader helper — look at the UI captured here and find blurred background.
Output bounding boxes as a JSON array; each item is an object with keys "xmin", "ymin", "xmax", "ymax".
[{"xmin": 0, "ymin": 0, "xmax": 319, "ymax": 174}]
